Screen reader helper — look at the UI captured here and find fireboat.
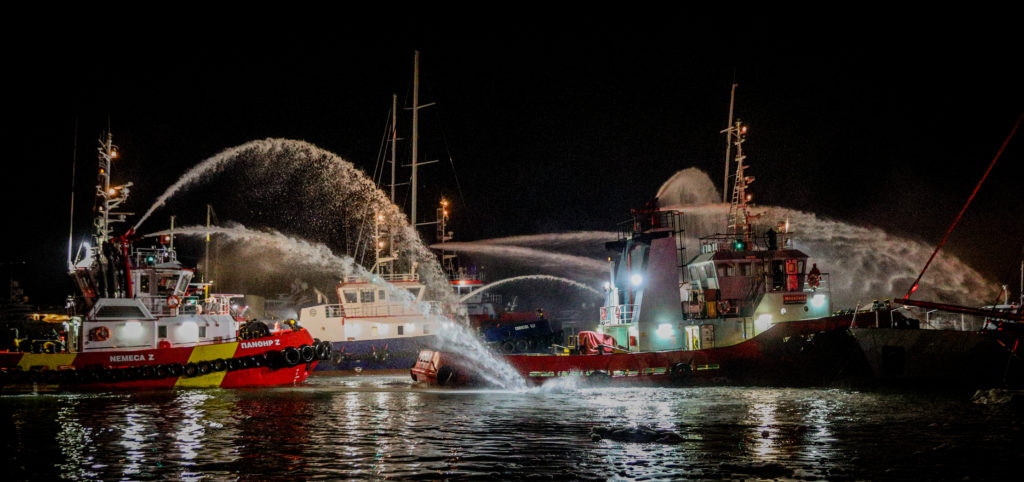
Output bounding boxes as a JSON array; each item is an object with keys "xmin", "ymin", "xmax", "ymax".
[
  {"xmin": 413, "ymin": 120, "xmax": 864, "ymax": 386},
  {"xmin": 0, "ymin": 133, "xmax": 330, "ymax": 392}
]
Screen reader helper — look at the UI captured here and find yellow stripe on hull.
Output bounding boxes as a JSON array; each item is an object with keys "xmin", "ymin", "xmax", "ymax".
[
  {"xmin": 174, "ymin": 342, "xmax": 239, "ymax": 388},
  {"xmin": 17, "ymin": 354, "xmax": 77, "ymax": 370}
]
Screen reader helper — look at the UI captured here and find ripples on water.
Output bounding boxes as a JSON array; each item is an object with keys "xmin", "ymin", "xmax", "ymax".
[{"xmin": 2, "ymin": 376, "xmax": 1021, "ymax": 480}]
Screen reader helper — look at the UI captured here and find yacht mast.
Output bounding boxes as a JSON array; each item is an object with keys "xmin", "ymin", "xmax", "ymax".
[
  {"xmin": 391, "ymin": 93, "xmax": 398, "ymax": 204},
  {"xmin": 411, "ymin": 50, "xmax": 420, "ymax": 228}
]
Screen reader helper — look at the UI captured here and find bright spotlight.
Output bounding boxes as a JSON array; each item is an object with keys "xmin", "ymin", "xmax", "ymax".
[
  {"xmin": 123, "ymin": 321, "xmax": 143, "ymax": 338},
  {"xmin": 656, "ymin": 323, "xmax": 673, "ymax": 339},
  {"xmin": 630, "ymin": 274, "xmax": 643, "ymax": 287},
  {"xmin": 811, "ymin": 294, "xmax": 826, "ymax": 308}
]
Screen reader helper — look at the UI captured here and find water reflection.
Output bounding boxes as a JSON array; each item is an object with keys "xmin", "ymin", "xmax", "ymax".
[
  {"xmin": 3, "ymin": 378, "xmax": 1022, "ymax": 479},
  {"xmin": 744, "ymin": 390, "xmax": 780, "ymax": 460}
]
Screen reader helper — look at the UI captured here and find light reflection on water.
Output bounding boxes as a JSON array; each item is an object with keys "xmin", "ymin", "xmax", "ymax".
[{"xmin": 1, "ymin": 376, "xmax": 1021, "ymax": 480}]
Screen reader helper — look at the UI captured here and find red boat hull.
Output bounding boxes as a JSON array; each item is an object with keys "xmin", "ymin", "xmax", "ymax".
[
  {"xmin": 0, "ymin": 329, "xmax": 319, "ymax": 392},
  {"xmin": 413, "ymin": 314, "xmax": 858, "ymax": 386}
]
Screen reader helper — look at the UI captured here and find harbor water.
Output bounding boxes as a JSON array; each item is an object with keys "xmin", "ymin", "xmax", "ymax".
[{"xmin": 2, "ymin": 375, "xmax": 1021, "ymax": 480}]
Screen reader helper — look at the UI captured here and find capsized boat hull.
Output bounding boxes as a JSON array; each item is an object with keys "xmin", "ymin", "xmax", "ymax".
[
  {"xmin": 413, "ymin": 314, "xmax": 861, "ymax": 386},
  {"xmin": 0, "ymin": 329, "xmax": 320, "ymax": 392},
  {"xmin": 315, "ymin": 334, "xmax": 439, "ymax": 373}
]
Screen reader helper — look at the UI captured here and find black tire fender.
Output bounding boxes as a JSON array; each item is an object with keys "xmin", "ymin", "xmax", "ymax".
[
  {"xmin": 282, "ymin": 346, "xmax": 301, "ymax": 366},
  {"xmin": 299, "ymin": 344, "xmax": 316, "ymax": 363}
]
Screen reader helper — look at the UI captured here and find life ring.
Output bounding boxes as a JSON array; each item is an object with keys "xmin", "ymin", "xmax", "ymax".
[
  {"xmin": 717, "ymin": 301, "xmax": 731, "ymax": 314},
  {"xmin": 167, "ymin": 295, "xmax": 181, "ymax": 309},
  {"xmin": 90, "ymin": 326, "xmax": 111, "ymax": 342}
]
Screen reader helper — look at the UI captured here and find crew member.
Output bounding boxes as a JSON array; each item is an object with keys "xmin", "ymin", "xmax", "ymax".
[{"xmin": 808, "ymin": 263, "xmax": 821, "ymax": 290}]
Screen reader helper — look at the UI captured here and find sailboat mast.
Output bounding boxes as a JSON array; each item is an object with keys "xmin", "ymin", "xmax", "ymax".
[
  {"xmin": 411, "ymin": 50, "xmax": 420, "ymax": 227},
  {"xmin": 391, "ymin": 93, "xmax": 398, "ymax": 204}
]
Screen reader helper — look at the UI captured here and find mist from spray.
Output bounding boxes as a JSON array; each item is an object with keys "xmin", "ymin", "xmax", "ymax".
[
  {"xmin": 147, "ymin": 224, "xmax": 527, "ymax": 389},
  {"xmin": 133, "ymin": 138, "xmax": 452, "ymax": 301},
  {"xmin": 471, "ymin": 232, "xmax": 620, "ymax": 248},
  {"xmin": 459, "ymin": 275, "xmax": 602, "ymax": 302},
  {"xmin": 442, "ymin": 168, "xmax": 999, "ymax": 307},
  {"xmin": 656, "ymin": 169, "xmax": 999, "ymax": 307},
  {"xmin": 429, "ymin": 242, "xmax": 607, "ymax": 279}
]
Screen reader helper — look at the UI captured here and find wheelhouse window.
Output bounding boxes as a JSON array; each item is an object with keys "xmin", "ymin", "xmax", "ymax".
[
  {"xmin": 739, "ymin": 263, "xmax": 751, "ymax": 276},
  {"xmin": 343, "ymin": 290, "xmax": 358, "ymax": 304},
  {"xmin": 360, "ymin": 289, "xmax": 375, "ymax": 303},
  {"xmin": 405, "ymin": 287, "xmax": 422, "ymax": 299}
]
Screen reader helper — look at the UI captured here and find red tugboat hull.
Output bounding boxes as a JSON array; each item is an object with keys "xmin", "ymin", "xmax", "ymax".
[
  {"xmin": 0, "ymin": 329, "xmax": 320, "ymax": 392},
  {"xmin": 412, "ymin": 314, "xmax": 857, "ymax": 387}
]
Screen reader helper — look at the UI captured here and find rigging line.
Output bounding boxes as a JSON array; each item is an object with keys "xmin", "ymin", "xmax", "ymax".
[
  {"xmin": 422, "ymin": 77, "xmax": 467, "ymax": 209},
  {"xmin": 904, "ymin": 112, "xmax": 1024, "ymax": 300},
  {"xmin": 67, "ymin": 116, "xmax": 79, "ymax": 269},
  {"xmin": 371, "ymin": 105, "xmax": 393, "ymax": 186},
  {"xmin": 433, "ymin": 102, "xmax": 468, "ymax": 210},
  {"xmin": 354, "ymin": 106, "xmax": 395, "ymax": 264}
]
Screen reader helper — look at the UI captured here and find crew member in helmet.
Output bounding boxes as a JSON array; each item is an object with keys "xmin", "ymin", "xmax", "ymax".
[{"xmin": 808, "ymin": 263, "xmax": 821, "ymax": 289}]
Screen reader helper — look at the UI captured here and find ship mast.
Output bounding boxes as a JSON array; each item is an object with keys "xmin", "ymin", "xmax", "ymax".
[
  {"xmin": 94, "ymin": 132, "xmax": 132, "ymax": 245},
  {"xmin": 724, "ymin": 121, "xmax": 753, "ymax": 241},
  {"xmin": 722, "ymin": 83, "xmax": 737, "ymax": 203}
]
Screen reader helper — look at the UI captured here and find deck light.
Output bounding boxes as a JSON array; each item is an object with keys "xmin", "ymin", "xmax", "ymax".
[
  {"xmin": 630, "ymin": 274, "xmax": 643, "ymax": 286},
  {"xmin": 811, "ymin": 294, "xmax": 826, "ymax": 308},
  {"xmin": 656, "ymin": 323, "xmax": 673, "ymax": 338}
]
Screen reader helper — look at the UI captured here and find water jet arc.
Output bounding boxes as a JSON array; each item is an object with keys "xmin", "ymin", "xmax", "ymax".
[{"xmin": 461, "ymin": 274, "xmax": 602, "ymax": 303}]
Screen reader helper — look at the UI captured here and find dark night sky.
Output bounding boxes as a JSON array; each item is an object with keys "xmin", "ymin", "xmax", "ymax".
[{"xmin": 5, "ymin": 11, "xmax": 1022, "ymax": 306}]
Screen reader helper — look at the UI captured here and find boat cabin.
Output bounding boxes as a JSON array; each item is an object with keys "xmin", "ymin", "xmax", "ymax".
[
  {"xmin": 298, "ymin": 273, "xmax": 443, "ymax": 342},
  {"xmin": 597, "ymin": 210, "xmax": 832, "ymax": 353}
]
